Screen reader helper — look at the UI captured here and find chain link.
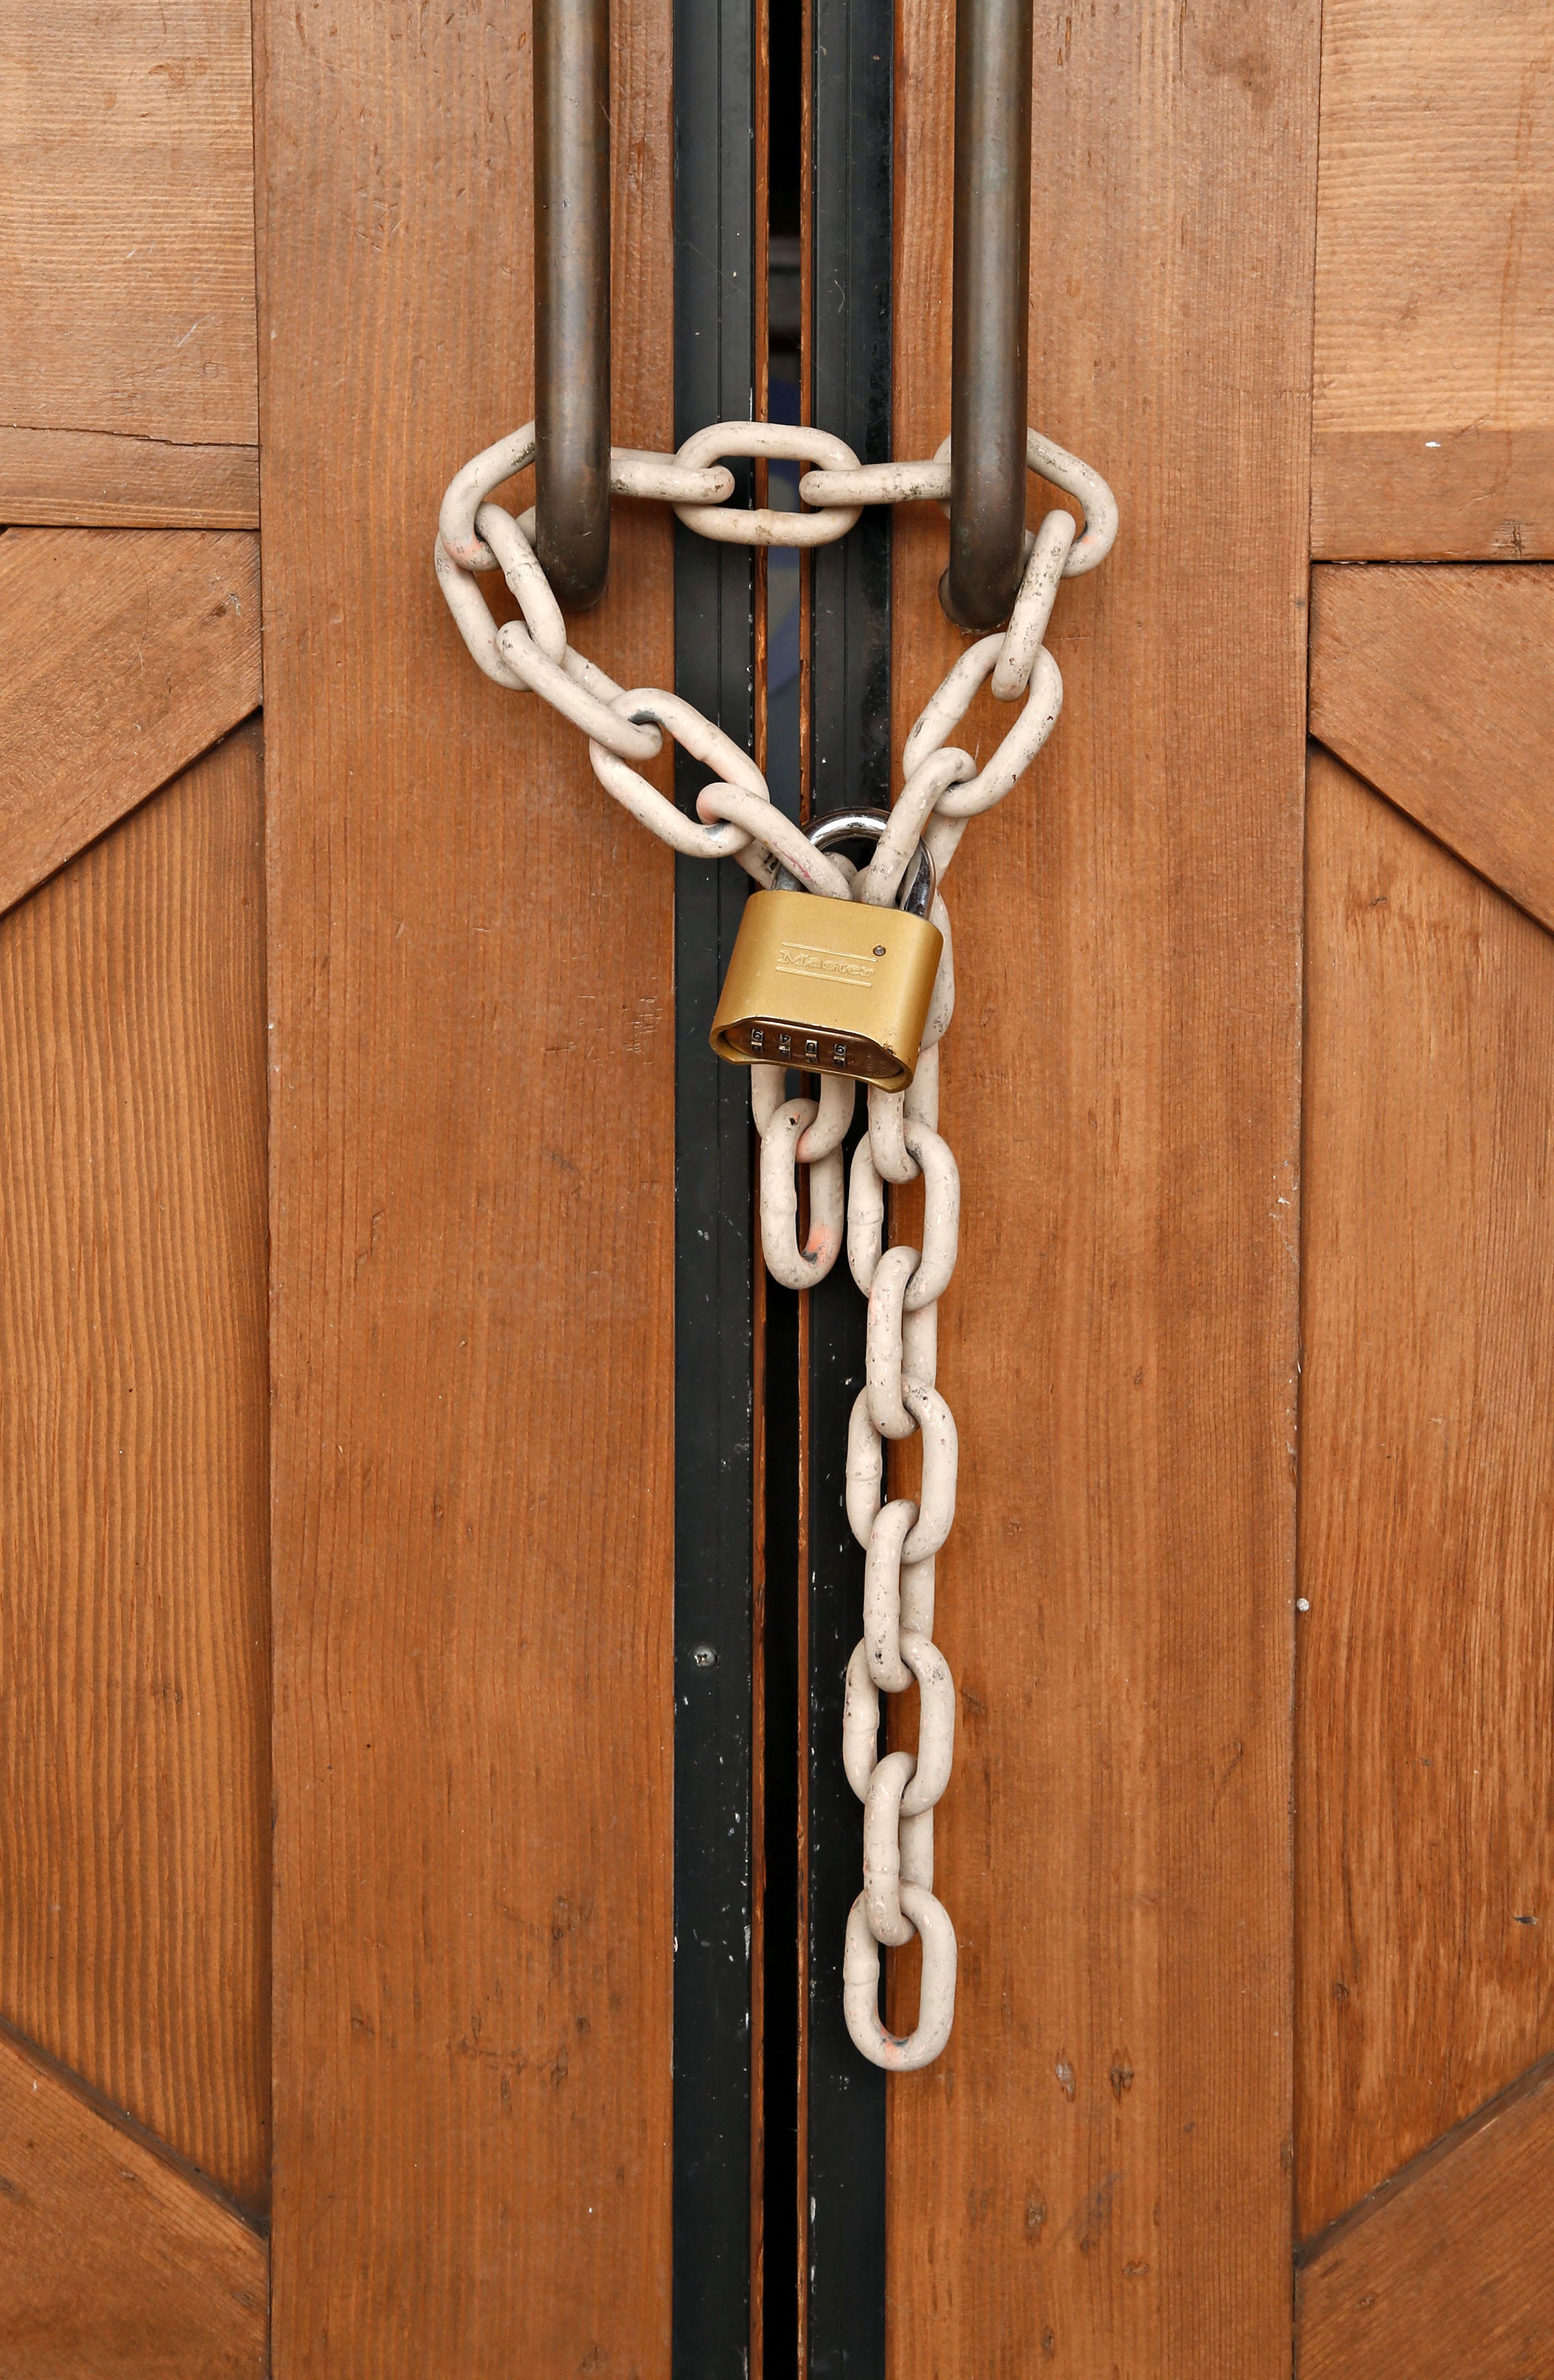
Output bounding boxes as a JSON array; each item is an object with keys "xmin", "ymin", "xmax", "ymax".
[{"xmin": 435, "ymin": 413, "xmax": 1116, "ymax": 2071}]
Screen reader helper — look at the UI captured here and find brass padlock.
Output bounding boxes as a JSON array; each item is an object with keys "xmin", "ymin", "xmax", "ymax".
[{"xmin": 710, "ymin": 809, "xmax": 943, "ymax": 1091}]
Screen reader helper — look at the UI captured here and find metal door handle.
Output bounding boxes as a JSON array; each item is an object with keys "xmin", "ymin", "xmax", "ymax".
[
  {"xmin": 946, "ymin": 0, "xmax": 1034, "ymax": 631},
  {"xmin": 534, "ymin": 0, "xmax": 611, "ymax": 610},
  {"xmin": 533, "ymin": 0, "xmax": 1033, "ymax": 625}
]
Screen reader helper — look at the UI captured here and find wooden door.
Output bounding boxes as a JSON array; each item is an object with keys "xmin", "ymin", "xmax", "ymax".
[
  {"xmin": 1293, "ymin": 9, "xmax": 1554, "ymax": 2357},
  {"xmin": 1, "ymin": 7, "xmax": 270, "ymax": 2358},
  {"xmin": 879, "ymin": 3, "xmax": 1554, "ymax": 2373},
  {"xmin": 0, "ymin": 2, "xmax": 677, "ymax": 2371},
  {"xmin": 0, "ymin": 2, "xmax": 1549, "ymax": 2375}
]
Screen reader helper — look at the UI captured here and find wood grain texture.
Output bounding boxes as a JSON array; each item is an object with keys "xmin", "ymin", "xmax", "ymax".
[
  {"xmin": 0, "ymin": 2022, "xmax": 267, "ymax": 2378},
  {"xmin": 1311, "ymin": 429, "xmax": 1554, "ymax": 563},
  {"xmin": 1297, "ymin": 750, "xmax": 1554, "ymax": 2240},
  {"xmin": 885, "ymin": 3, "xmax": 1315, "ymax": 2370},
  {"xmin": 0, "ymin": 1, "xmax": 258, "ymax": 449},
  {"xmin": 0, "ymin": 526, "xmax": 261, "ymax": 918},
  {"xmin": 1296, "ymin": 2052, "xmax": 1554, "ymax": 2378},
  {"xmin": 0, "ymin": 428, "xmax": 261, "ymax": 530},
  {"xmin": 0, "ymin": 725, "xmax": 272, "ymax": 2216},
  {"xmin": 257, "ymin": 1, "xmax": 677, "ymax": 2370},
  {"xmin": 1309, "ymin": 564, "xmax": 1554, "ymax": 933},
  {"xmin": 1313, "ymin": 0, "xmax": 1554, "ymax": 558}
]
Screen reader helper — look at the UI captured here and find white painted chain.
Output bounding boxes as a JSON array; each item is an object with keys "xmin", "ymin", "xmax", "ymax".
[{"xmin": 434, "ymin": 414, "xmax": 1116, "ymax": 2072}]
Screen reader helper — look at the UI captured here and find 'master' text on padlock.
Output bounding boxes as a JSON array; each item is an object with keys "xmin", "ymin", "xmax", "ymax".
[{"xmin": 775, "ymin": 941, "xmax": 878, "ymax": 988}]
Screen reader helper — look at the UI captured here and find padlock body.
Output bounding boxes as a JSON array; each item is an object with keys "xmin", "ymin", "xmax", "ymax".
[{"xmin": 710, "ymin": 888, "xmax": 943, "ymax": 1091}]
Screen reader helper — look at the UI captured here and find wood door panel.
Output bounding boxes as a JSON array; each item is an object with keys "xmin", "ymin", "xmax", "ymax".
[
  {"xmin": 1296, "ymin": 2053, "xmax": 1554, "ymax": 2379},
  {"xmin": 1311, "ymin": 0, "xmax": 1554, "ymax": 559},
  {"xmin": 0, "ymin": 2024, "xmax": 268, "ymax": 2378},
  {"xmin": 1311, "ymin": 430, "xmax": 1554, "ymax": 567},
  {"xmin": 885, "ymin": 3, "xmax": 1315, "ymax": 2368},
  {"xmin": 0, "ymin": 526, "xmax": 262, "ymax": 918},
  {"xmin": 1309, "ymin": 563, "xmax": 1554, "ymax": 935},
  {"xmin": 0, "ymin": 1, "xmax": 258, "ymax": 472},
  {"xmin": 0, "ymin": 723, "xmax": 271, "ymax": 2215},
  {"xmin": 1297, "ymin": 750, "xmax": 1554, "ymax": 2241},
  {"xmin": 257, "ymin": 1, "xmax": 677, "ymax": 2370},
  {"xmin": 0, "ymin": 430, "xmax": 261, "ymax": 532}
]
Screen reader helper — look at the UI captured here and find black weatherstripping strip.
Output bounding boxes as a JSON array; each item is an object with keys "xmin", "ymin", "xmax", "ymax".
[
  {"xmin": 807, "ymin": 0, "xmax": 893, "ymax": 2372},
  {"xmin": 672, "ymin": 0, "xmax": 757, "ymax": 2372},
  {"xmin": 809, "ymin": 0, "xmax": 894, "ymax": 822}
]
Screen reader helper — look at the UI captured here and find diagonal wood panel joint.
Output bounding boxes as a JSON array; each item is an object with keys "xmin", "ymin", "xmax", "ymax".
[
  {"xmin": 1297, "ymin": 2052, "xmax": 1554, "ymax": 2378},
  {"xmin": 0, "ymin": 2022, "xmax": 268, "ymax": 2376},
  {"xmin": 0, "ymin": 527, "xmax": 262, "ymax": 921},
  {"xmin": 1309, "ymin": 563, "xmax": 1554, "ymax": 936}
]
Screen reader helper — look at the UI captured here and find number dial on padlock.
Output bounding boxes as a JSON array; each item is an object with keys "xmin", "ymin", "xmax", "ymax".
[{"xmin": 710, "ymin": 887, "xmax": 942, "ymax": 1091}]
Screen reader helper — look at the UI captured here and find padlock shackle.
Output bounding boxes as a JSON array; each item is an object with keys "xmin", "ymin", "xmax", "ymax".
[{"xmin": 803, "ymin": 809, "xmax": 937, "ymax": 918}]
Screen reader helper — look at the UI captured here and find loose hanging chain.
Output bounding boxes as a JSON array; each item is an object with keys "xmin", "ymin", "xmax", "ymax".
[{"xmin": 436, "ymin": 415, "xmax": 1117, "ymax": 2071}]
